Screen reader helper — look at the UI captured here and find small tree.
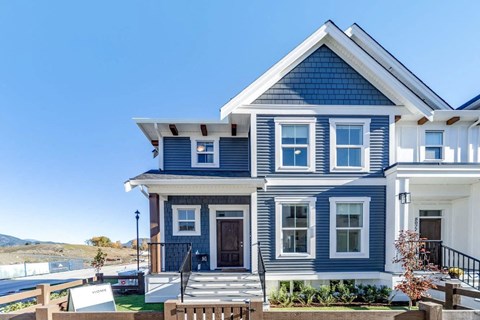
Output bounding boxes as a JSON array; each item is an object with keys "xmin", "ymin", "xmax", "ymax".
[
  {"xmin": 140, "ymin": 239, "xmax": 149, "ymax": 251},
  {"xmin": 393, "ymin": 230, "xmax": 438, "ymax": 308},
  {"xmin": 91, "ymin": 248, "xmax": 107, "ymax": 274},
  {"xmin": 131, "ymin": 239, "xmax": 138, "ymax": 250}
]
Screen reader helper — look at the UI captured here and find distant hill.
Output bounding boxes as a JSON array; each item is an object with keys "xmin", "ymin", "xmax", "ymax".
[
  {"xmin": 0, "ymin": 234, "xmax": 57, "ymax": 247},
  {"xmin": 123, "ymin": 238, "xmax": 150, "ymax": 248}
]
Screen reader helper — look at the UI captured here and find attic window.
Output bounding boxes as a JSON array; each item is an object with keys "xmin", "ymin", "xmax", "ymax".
[{"xmin": 191, "ymin": 137, "xmax": 219, "ymax": 168}]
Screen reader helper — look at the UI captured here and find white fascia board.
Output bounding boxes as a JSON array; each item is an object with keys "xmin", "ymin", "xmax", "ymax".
[
  {"xmin": 345, "ymin": 24, "xmax": 452, "ymax": 111},
  {"xmin": 432, "ymin": 110, "xmax": 480, "ymax": 122},
  {"xmin": 221, "ymin": 21, "xmax": 434, "ymax": 119},
  {"xmin": 234, "ymin": 104, "xmax": 408, "ymax": 116},
  {"xmin": 219, "ymin": 23, "xmax": 330, "ymax": 120},
  {"xmin": 384, "ymin": 164, "xmax": 480, "ymax": 178},
  {"xmin": 266, "ymin": 177, "xmax": 386, "ymax": 187},
  {"xmin": 134, "ymin": 118, "xmax": 229, "ymax": 125},
  {"xmin": 128, "ymin": 178, "xmax": 266, "ymax": 187}
]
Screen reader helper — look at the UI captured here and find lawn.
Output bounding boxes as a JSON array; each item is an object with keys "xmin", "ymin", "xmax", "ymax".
[
  {"xmin": 271, "ymin": 306, "xmax": 418, "ymax": 311},
  {"xmin": 115, "ymin": 295, "xmax": 164, "ymax": 312}
]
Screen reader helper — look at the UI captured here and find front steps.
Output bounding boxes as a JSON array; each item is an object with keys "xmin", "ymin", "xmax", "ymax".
[{"xmin": 182, "ymin": 272, "xmax": 264, "ymax": 302}]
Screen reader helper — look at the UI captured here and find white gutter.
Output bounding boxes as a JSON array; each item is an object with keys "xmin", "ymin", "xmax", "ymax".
[{"xmin": 467, "ymin": 118, "xmax": 480, "ymax": 162}]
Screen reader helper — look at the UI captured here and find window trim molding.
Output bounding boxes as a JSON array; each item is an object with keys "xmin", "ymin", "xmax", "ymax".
[
  {"xmin": 190, "ymin": 137, "xmax": 220, "ymax": 168},
  {"xmin": 423, "ymin": 130, "xmax": 445, "ymax": 162},
  {"xmin": 329, "ymin": 197, "xmax": 370, "ymax": 259},
  {"xmin": 329, "ymin": 118, "xmax": 370, "ymax": 172},
  {"xmin": 172, "ymin": 205, "xmax": 202, "ymax": 236},
  {"xmin": 274, "ymin": 118, "xmax": 316, "ymax": 172},
  {"xmin": 275, "ymin": 196, "xmax": 316, "ymax": 259}
]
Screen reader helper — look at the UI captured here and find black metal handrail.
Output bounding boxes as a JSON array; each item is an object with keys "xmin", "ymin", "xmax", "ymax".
[
  {"xmin": 147, "ymin": 242, "xmax": 191, "ymax": 273},
  {"xmin": 442, "ymin": 244, "xmax": 480, "ymax": 291},
  {"xmin": 416, "ymin": 240, "xmax": 443, "ymax": 269},
  {"xmin": 257, "ymin": 242, "xmax": 267, "ymax": 303},
  {"xmin": 179, "ymin": 246, "xmax": 192, "ymax": 303}
]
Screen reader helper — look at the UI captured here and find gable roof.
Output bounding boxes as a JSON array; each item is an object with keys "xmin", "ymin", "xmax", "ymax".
[
  {"xmin": 220, "ymin": 21, "xmax": 441, "ymax": 119},
  {"xmin": 458, "ymin": 94, "xmax": 480, "ymax": 110},
  {"xmin": 252, "ymin": 45, "xmax": 395, "ymax": 106},
  {"xmin": 345, "ymin": 23, "xmax": 452, "ymax": 111}
]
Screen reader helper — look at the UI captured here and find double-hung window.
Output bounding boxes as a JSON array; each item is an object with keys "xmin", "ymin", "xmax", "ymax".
[
  {"xmin": 329, "ymin": 119, "xmax": 370, "ymax": 172},
  {"xmin": 275, "ymin": 118, "xmax": 316, "ymax": 172},
  {"xmin": 275, "ymin": 197, "xmax": 316, "ymax": 259},
  {"xmin": 425, "ymin": 131, "xmax": 443, "ymax": 161},
  {"xmin": 191, "ymin": 137, "xmax": 219, "ymax": 168},
  {"xmin": 172, "ymin": 205, "xmax": 201, "ymax": 236},
  {"xmin": 329, "ymin": 197, "xmax": 370, "ymax": 259}
]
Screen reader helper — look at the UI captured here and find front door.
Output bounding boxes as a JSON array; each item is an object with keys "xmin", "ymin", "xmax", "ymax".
[
  {"xmin": 217, "ymin": 219, "xmax": 243, "ymax": 267},
  {"xmin": 419, "ymin": 210, "xmax": 442, "ymax": 266},
  {"xmin": 419, "ymin": 218, "xmax": 441, "ymax": 241}
]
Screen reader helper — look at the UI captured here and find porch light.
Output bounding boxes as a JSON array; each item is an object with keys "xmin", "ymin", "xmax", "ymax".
[{"xmin": 398, "ymin": 192, "xmax": 411, "ymax": 204}]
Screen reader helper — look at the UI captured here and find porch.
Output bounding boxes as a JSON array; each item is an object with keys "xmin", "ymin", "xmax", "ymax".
[{"xmin": 385, "ymin": 163, "xmax": 480, "ymax": 290}]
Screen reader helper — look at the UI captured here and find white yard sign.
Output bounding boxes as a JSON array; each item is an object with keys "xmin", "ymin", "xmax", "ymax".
[{"xmin": 67, "ymin": 284, "xmax": 116, "ymax": 312}]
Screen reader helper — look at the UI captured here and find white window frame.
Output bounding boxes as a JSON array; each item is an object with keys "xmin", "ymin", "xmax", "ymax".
[
  {"xmin": 190, "ymin": 137, "xmax": 220, "ymax": 168},
  {"xmin": 424, "ymin": 130, "xmax": 444, "ymax": 161},
  {"xmin": 329, "ymin": 197, "xmax": 370, "ymax": 259},
  {"xmin": 275, "ymin": 197, "xmax": 316, "ymax": 259},
  {"xmin": 329, "ymin": 118, "xmax": 370, "ymax": 172},
  {"xmin": 172, "ymin": 205, "xmax": 201, "ymax": 236},
  {"xmin": 274, "ymin": 118, "xmax": 316, "ymax": 172}
]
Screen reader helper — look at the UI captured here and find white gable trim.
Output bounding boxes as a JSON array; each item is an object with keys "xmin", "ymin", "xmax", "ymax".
[
  {"xmin": 345, "ymin": 24, "xmax": 451, "ymax": 111},
  {"xmin": 220, "ymin": 21, "xmax": 434, "ymax": 120}
]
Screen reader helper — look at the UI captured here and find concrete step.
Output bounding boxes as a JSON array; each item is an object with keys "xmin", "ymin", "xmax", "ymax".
[{"xmin": 183, "ymin": 272, "xmax": 264, "ymax": 302}]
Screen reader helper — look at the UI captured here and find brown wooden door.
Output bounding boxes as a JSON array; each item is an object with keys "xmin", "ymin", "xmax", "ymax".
[
  {"xmin": 217, "ymin": 219, "xmax": 243, "ymax": 267},
  {"xmin": 419, "ymin": 218, "xmax": 441, "ymax": 240}
]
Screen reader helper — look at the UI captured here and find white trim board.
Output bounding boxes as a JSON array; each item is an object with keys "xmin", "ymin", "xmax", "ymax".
[
  {"xmin": 266, "ymin": 271, "xmax": 382, "ymax": 281},
  {"xmin": 265, "ymin": 177, "xmax": 386, "ymax": 187},
  {"xmin": 208, "ymin": 205, "xmax": 250, "ymax": 270}
]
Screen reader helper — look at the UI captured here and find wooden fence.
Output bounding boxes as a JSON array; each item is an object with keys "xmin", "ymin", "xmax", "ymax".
[{"xmin": 422, "ymin": 281, "xmax": 480, "ymax": 310}]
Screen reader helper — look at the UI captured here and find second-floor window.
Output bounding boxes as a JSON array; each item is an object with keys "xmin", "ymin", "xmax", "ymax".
[
  {"xmin": 274, "ymin": 118, "xmax": 316, "ymax": 172},
  {"xmin": 425, "ymin": 131, "xmax": 443, "ymax": 161},
  {"xmin": 329, "ymin": 118, "xmax": 370, "ymax": 172},
  {"xmin": 191, "ymin": 137, "xmax": 219, "ymax": 168}
]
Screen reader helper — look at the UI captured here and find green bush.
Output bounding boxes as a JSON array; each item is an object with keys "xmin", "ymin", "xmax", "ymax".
[{"xmin": 335, "ymin": 283, "xmax": 357, "ymax": 304}]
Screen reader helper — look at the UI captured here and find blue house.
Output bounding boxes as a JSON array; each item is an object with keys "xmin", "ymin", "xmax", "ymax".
[{"xmin": 125, "ymin": 21, "xmax": 480, "ymax": 302}]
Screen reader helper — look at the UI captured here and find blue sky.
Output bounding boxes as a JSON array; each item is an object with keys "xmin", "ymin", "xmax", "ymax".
[{"xmin": 0, "ymin": 1, "xmax": 479, "ymax": 244}]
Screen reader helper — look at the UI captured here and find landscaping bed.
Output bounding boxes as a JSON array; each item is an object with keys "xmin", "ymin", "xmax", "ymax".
[{"xmin": 268, "ymin": 281, "xmax": 407, "ymax": 309}]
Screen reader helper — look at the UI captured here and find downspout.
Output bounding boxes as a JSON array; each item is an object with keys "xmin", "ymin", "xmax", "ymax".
[{"xmin": 467, "ymin": 118, "xmax": 480, "ymax": 162}]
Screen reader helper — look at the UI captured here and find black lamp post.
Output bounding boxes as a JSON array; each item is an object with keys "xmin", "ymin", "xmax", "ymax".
[{"xmin": 135, "ymin": 210, "xmax": 140, "ymax": 271}]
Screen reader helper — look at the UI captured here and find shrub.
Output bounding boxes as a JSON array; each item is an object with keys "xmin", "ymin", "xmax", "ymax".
[
  {"xmin": 336, "ymin": 283, "xmax": 357, "ymax": 304},
  {"xmin": 317, "ymin": 285, "xmax": 335, "ymax": 306},
  {"xmin": 296, "ymin": 284, "xmax": 317, "ymax": 306},
  {"xmin": 269, "ymin": 286, "xmax": 293, "ymax": 307}
]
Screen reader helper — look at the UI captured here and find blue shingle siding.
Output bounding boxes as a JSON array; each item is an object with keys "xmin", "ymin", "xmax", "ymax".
[
  {"xmin": 164, "ymin": 196, "xmax": 251, "ymax": 271},
  {"xmin": 163, "ymin": 137, "xmax": 249, "ymax": 171},
  {"xmin": 256, "ymin": 115, "xmax": 389, "ymax": 177},
  {"xmin": 253, "ymin": 45, "xmax": 394, "ymax": 106},
  {"xmin": 257, "ymin": 186, "xmax": 385, "ymax": 273}
]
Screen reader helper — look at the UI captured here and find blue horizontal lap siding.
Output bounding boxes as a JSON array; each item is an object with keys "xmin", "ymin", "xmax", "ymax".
[
  {"xmin": 163, "ymin": 137, "xmax": 249, "ymax": 171},
  {"xmin": 257, "ymin": 186, "xmax": 385, "ymax": 273},
  {"xmin": 164, "ymin": 196, "xmax": 251, "ymax": 270},
  {"xmin": 253, "ymin": 45, "xmax": 394, "ymax": 106},
  {"xmin": 257, "ymin": 115, "xmax": 389, "ymax": 177}
]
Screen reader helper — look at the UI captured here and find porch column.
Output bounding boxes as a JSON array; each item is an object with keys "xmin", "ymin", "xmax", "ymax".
[
  {"xmin": 149, "ymin": 193, "xmax": 161, "ymax": 273},
  {"xmin": 385, "ymin": 175, "xmax": 410, "ymax": 273}
]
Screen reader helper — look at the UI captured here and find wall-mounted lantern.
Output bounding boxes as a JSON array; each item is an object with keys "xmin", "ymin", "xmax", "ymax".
[{"xmin": 398, "ymin": 192, "xmax": 411, "ymax": 204}]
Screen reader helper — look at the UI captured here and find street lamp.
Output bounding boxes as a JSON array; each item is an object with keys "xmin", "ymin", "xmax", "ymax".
[{"xmin": 135, "ymin": 210, "xmax": 140, "ymax": 271}]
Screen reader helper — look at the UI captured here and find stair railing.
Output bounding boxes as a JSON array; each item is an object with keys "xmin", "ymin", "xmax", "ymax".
[
  {"xmin": 179, "ymin": 245, "xmax": 192, "ymax": 303},
  {"xmin": 442, "ymin": 244, "xmax": 480, "ymax": 290},
  {"xmin": 257, "ymin": 241, "xmax": 267, "ymax": 303}
]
